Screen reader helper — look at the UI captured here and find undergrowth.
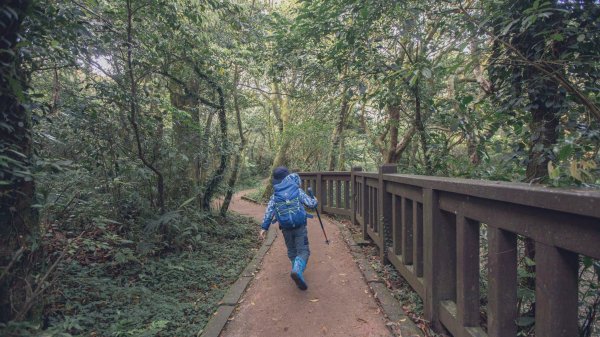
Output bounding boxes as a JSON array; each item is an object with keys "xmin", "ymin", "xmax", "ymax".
[{"xmin": 0, "ymin": 213, "xmax": 260, "ymax": 337}]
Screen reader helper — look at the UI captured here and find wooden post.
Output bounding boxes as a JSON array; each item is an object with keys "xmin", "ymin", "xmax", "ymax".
[
  {"xmin": 335, "ymin": 179, "xmax": 342, "ymax": 208},
  {"xmin": 316, "ymin": 173, "xmax": 323, "ymax": 214},
  {"xmin": 351, "ymin": 167, "xmax": 362, "ymax": 227},
  {"xmin": 327, "ymin": 178, "xmax": 333, "ymax": 208},
  {"xmin": 378, "ymin": 164, "xmax": 397, "ymax": 262},
  {"xmin": 423, "ymin": 188, "xmax": 456, "ymax": 332},
  {"xmin": 362, "ymin": 175, "xmax": 369, "ymax": 241},
  {"xmin": 413, "ymin": 201, "xmax": 424, "ymax": 277},
  {"xmin": 456, "ymin": 215, "xmax": 480, "ymax": 330},
  {"xmin": 392, "ymin": 194, "xmax": 402, "ymax": 255},
  {"xmin": 401, "ymin": 197, "xmax": 414, "ymax": 265},
  {"xmin": 487, "ymin": 227, "xmax": 517, "ymax": 337},
  {"xmin": 535, "ymin": 242, "xmax": 578, "ymax": 337},
  {"xmin": 344, "ymin": 180, "xmax": 350, "ymax": 210}
]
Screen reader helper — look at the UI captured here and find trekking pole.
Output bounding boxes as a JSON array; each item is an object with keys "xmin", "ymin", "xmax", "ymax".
[{"xmin": 307, "ymin": 187, "xmax": 329, "ymax": 245}]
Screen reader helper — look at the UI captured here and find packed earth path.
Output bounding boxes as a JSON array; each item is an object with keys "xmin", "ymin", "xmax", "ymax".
[{"xmin": 218, "ymin": 191, "xmax": 393, "ymax": 337}]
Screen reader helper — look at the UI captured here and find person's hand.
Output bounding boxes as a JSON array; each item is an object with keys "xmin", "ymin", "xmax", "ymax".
[{"xmin": 259, "ymin": 229, "xmax": 267, "ymax": 240}]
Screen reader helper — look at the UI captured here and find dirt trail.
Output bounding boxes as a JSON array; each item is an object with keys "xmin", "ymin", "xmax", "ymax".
[{"xmin": 219, "ymin": 191, "xmax": 392, "ymax": 337}]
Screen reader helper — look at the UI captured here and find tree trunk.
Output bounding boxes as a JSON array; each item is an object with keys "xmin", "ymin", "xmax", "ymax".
[
  {"xmin": 327, "ymin": 89, "xmax": 351, "ymax": 170},
  {"xmin": 513, "ymin": 2, "xmax": 566, "ymax": 314},
  {"xmin": 201, "ymin": 85, "xmax": 228, "ymax": 209},
  {"xmin": 199, "ymin": 110, "xmax": 216, "ymax": 185},
  {"xmin": 262, "ymin": 81, "xmax": 290, "ymax": 199},
  {"xmin": 385, "ymin": 104, "xmax": 400, "ymax": 163},
  {"xmin": 337, "ymin": 134, "xmax": 346, "ymax": 171},
  {"xmin": 221, "ymin": 66, "xmax": 246, "ymax": 216},
  {"xmin": 169, "ymin": 79, "xmax": 201, "ymax": 184},
  {"xmin": 125, "ymin": 0, "xmax": 165, "ymax": 213},
  {"xmin": 0, "ymin": 0, "xmax": 37, "ymax": 322},
  {"xmin": 524, "ymin": 75, "xmax": 562, "ymax": 182},
  {"xmin": 414, "ymin": 85, "xmax": 431, "ymax": 174}
]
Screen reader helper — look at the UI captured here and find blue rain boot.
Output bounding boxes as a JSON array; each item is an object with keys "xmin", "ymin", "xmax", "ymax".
[{"xmin": 291, "ymin": 257, "xmax": 307, "ymax": 290}]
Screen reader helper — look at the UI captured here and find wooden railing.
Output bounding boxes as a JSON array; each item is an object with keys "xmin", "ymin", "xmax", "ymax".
[{"xmin": 299, "ymin": 165, "xmax": 600, "ymax": 337}]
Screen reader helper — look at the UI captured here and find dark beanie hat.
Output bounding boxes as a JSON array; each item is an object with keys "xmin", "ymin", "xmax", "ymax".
[{"xmin": 272, "ymin": 166, "xmax": 289, "ymax": 185}]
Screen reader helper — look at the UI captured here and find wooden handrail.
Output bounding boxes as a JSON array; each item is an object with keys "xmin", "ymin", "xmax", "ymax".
[{"xmin": 299, "ymin": 166, "xmax": 600, "ymax": 337}]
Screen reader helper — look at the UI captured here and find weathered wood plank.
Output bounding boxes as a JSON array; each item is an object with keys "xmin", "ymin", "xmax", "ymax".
[
  {"xmin": 386, "ymin": 182, "xmax": 424, "ymax": 203},
  {"xmin": 439, "ymin": 192, "xmax": 600, "ymax": 259}
]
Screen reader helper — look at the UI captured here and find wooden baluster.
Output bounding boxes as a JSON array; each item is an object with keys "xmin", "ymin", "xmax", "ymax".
[
  {"xmin": 378, "ymin": 164, "xmax": 396, "ymax": 261},
  {"xmin": 393, "ymin": 194, "xmax": 402, "ymax": 256},
  {"xmin": 344, "ymin": 180, "xmax": 350, "ymax": 210},
  {"xmin": 402, "ymin": 197, "xmax": 414, "ymax": 265},
  {"xmin": 535, "ymin": 242, "xmax": 578, "ymax": 337},
  {"xmin": 456, "ymin": 215, "xmax": 480, "ymax": 332},
  {"xmin": 362, "ymin": 176, "xmax": 368, "ymax": 240},
  {"xmin": 328, "ymin": 179, "xmax": 333, "ymax": 208},
  {"xmin": 487, "ymin": 227, "xmax": 517, "ymax": 337},
  {"xmin": 316, "ymin": 173, "xmax": 323, "ymax": 214},
  {"xmin": 351, "ymin": 167, "xmax": 362, "ymax": 226},
  {"xmin": 336, "ymin": 179, "xmax": 342, "ymax": 209},
  {"xmin": 369, "ymin": 186, "xmax": 375, "ymax": 230},
  {"xmin": 413, "ymin": 201, "xmax": 424, "ymax": 277},
  {"xmin": 424, "ymin": 188, "xmax": 457, "ymax": 331},
  {"xmin": 373, "ymin": 187, "xmax": 378, "ymax": 232}
]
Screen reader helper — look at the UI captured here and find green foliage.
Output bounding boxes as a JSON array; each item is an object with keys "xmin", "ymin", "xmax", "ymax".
[
  {"xmin": 3, "ymin": 0, "xmax": 599, "ymax": 334},
  {"xmin": 1, "ymin": 213, "xmax": 259, "ymax": 337}
]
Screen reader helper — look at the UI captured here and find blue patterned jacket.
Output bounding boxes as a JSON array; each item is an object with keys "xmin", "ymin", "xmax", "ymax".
[{"xmin": 260, "ymin": 173, "xmax": 318, "ymax": 231}]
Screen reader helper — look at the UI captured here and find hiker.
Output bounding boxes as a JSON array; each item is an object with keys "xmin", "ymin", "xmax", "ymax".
[{"xmin": 259, "ymin": 166, "xmax": 318, "ymax": 290}]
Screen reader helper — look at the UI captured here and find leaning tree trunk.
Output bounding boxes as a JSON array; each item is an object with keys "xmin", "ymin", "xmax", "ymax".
[{"xmin": 0, "ymin": 0, "xmax": 37, "ymax": 323}]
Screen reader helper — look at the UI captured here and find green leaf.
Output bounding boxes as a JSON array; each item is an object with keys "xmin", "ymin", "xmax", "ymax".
[
  {"xmin": 550, "ymin": 33, "xmax": 563, "ymax": 41},
  {"xmin": 179, "ymin": 196, "xmax": 197, "ymax": 209},
  {"xmin": 557, "ymin": 144, "xmax": 573, "ymax": 161},
  {"xmin": 582, "ymin": 256, "xmax": 593, "ymax": 269},
  {"xmin": 421, "ymin": 68, "xmax": 432, "ymax": 79}
]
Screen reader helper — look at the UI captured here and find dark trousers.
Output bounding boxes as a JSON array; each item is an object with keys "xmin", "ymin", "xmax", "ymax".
[{"xmin": 281, "ymin": 225, "xmax": 310, "ymax": 264}]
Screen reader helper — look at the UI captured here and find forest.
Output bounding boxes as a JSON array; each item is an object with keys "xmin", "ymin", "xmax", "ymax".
[{"xmin": 1, "ymin": 0, "xmax": 599, "ymax": 336}]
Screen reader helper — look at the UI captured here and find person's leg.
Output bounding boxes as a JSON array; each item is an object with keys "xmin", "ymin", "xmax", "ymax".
[
  {"xmin": 282, "ymin": 229, "xmax": 297, "ymax": 265},
  {"xmin": 295, "ymin": 225, "xmax": 310, "ymax": 263},
  {"xmin": 291, "ymin": 226, "xmax": 309, "ymax": 290}
]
